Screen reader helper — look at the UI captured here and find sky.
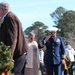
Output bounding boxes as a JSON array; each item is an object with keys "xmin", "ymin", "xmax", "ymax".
[{"xmin": 0, "ymin": 0, "xmax": 75, "ymax": 30}]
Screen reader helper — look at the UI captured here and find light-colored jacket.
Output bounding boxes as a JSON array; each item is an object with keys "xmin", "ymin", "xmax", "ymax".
[
  {"xmin": 25, "ymin": 40, "xmax": 39, "ymax": 68},
  {"xmin": 65, "ymin": 45, "xmax": 75, "ymax": 62}
]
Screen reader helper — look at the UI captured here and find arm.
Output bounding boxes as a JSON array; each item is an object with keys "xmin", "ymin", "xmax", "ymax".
[
  {"xmin": 39, "ymin": 36, "xmax": 50, "ymax": 48},
  {"xmin": 71, "ymin": 48, "xmax": 75, "ymax": 55},
  {"xmin": 6, "ymin": 16, "xmax": 18, "ymax": 58},
  {"xmin": 60, "ymin": 37, "xmax": 66, "ymax": 59},
  {"xmin": 59, "ymin": 37, "xmax": 67, "ymax": 66}
]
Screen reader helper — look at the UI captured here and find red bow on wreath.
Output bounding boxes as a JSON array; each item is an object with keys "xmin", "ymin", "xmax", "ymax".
[{"xmin": 1, "ymin": 66, "xmax": 9, "ymax": 75}]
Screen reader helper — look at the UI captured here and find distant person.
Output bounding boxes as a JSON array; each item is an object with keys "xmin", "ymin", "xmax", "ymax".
[
  {"xmin": 39, "ymin": 27, "xmax": 66, "ymax": 75},
  {"xmin": 0, "ymin": 2, "xmax": 28, "ymax": 75},
  {"xmin": 24, "ymin": 32, "xmax": 39, "ymax": 75},
  {"xmin": 39, "ymin": 48, "xmax": 45, "ymax": 75},
  {"xmin": 65, "ymin": 41, "xmax": 75, "ymax": 75}
]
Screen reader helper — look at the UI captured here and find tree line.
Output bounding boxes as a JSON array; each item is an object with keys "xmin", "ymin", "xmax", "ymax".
[{"xmin": 24, "ymin": 6, "xmax": 75, "ymax": 49}]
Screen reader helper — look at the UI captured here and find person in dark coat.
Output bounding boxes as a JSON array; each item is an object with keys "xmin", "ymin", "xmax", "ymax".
[
  {"xmin": 39, "ymin": 27, "xmax": 66, "ymax": 75},
  {"xmin": 0, "ymin": 2, "xmax": 28, "ymax": 75}
]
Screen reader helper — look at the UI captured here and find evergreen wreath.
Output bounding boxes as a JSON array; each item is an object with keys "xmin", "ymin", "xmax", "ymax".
[
  {"xmin": 0, "ymin": 42, "xmax": 14, "ymax": 74},
  {"xmin": 65, "ymin": 56, "xmax": 72, "ymax": 69}
]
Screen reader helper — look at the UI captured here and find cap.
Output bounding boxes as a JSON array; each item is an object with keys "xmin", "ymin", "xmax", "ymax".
[
  {"xmin": 0, "ymin": 2, "xmax": 10, "ymax": 9},
  {"xmin": 47, "ymin": 27, "xmax": 58, "ymax": 32}
]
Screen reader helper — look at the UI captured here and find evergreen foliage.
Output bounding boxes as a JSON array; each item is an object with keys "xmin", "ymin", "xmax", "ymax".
[{"xmin": 0, "ymin": 42, "xmax": 14, "ymax": 74}]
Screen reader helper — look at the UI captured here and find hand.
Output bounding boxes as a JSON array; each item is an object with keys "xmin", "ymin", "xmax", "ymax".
[
  {"xmin": 61, "ymin": 59, "xmax": 66, "ymax": 64},
  {"xmin": 26, "ymin": 60, "xmax": 29, "ymax": 64},
  {"xmin": 61, "ymin": 59, "xmax": 68, "ymax": 70},
  {"xmin": 45, "ymin": 36, "xmax": 50, "ymax": 42},
  {"xmin": 10, "ymin": 54, "xmax": 14, "ymax": 62},
  {"xmin": 11, "ymin": 58, "xmax": 14, "ymax": 62},
  {"xmin": 40, "ymin": 60, "xmax": 43, "ymax": 63}
]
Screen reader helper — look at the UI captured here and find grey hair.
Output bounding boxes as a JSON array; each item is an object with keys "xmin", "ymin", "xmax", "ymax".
[
  {"xmin": 0, "ymin": 2, "xmax": 10, "ymax": 10},
  {"xmin": 29, "ymin": 32, "xmax": 35, "ymax": 37}
]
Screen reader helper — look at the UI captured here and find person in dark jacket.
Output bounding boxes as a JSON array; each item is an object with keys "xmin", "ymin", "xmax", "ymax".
[
  {"xmin": 39, "ymin": 27, "xmax": 66, "ymax": 75},
  {"xmin": 0, "ymin": 2, "xmax": 28, "ymax": 75}
]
